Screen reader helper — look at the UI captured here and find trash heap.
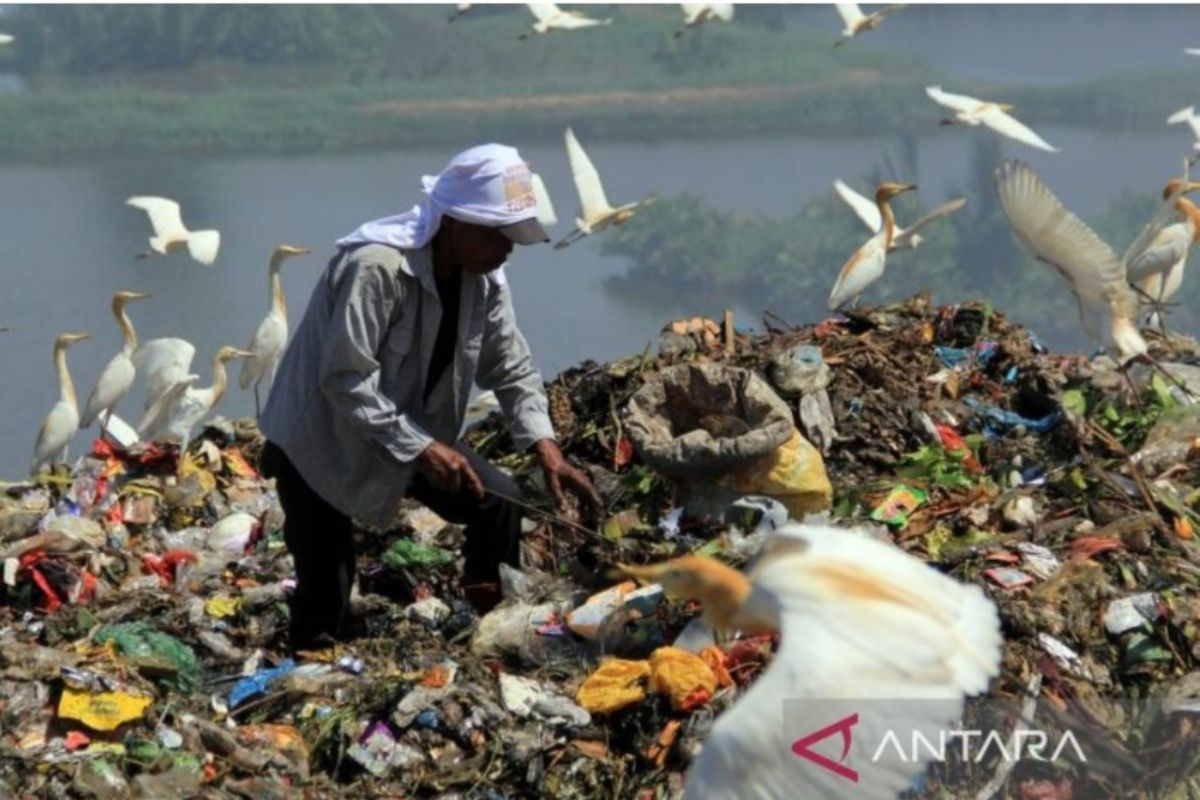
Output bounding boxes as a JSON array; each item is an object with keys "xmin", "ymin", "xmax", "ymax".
[{"xmin": 2, "ymin": 294, "xmax": 1200, "ymax": 799}]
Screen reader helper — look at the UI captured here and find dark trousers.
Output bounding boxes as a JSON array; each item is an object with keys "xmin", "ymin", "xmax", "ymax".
[{"xmin": 260, "ymin": 440, "xmax": 523, "ymax": 645}]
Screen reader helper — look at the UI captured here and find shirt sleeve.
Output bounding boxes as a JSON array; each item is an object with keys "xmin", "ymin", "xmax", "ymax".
[
  {"xmin": 318, "ymin": 254, "xmax": 434, "ymax": 463},
  {"xmin": 476, "ymin": 277, "xmax": 555, "ymax": 450}
]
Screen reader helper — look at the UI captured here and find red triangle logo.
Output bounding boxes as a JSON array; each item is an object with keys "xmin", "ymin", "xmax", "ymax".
[{"xmin": 791, "ymin": 713, "xmax": 859, "ymax": 783}]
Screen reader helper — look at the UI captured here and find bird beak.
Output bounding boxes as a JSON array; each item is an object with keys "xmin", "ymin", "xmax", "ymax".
[
  {"xmin": 130, "ymin": 292, "xmax": 152, "ymax": 300},
  {"xmin": 233, "ymin": 349, "xmax": 256, "ymax": 359},
  {"xmin": 1185, "ymin": 181, "xmax": 1200, "ymax": 194},
  {"xmin": 901, "ymin": 183, "xmax": 918, "ymax": 193}
]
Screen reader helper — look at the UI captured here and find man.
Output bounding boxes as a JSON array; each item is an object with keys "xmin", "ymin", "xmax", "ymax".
[{"xmin": 259, "ymin": 143, "xmax": 601, "ymax": 650}]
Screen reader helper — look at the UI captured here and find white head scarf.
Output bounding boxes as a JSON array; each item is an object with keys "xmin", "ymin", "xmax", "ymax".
[{"xmin": 336, "ymin": 143, "xmax": 552, "ymax": 251}]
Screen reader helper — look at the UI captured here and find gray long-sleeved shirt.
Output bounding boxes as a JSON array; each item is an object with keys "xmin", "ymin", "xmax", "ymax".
[{"xmin": 259, "ymin": 242, "xmax": 555, "ymax": 530}]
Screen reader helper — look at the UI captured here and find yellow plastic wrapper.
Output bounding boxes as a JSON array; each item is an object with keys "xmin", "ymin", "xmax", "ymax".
[
  {"xmin": 575, "ymin": 658, "xmax": 651, "ymax": 714},
  {"xmin": 649, "ymin": 647, "xmax": 718, "ymax": 711},
  {"xmin": 204, "ymin": 596, "xmax": 243, "ymax": 619},
  {"xmin": 725, "ymin": 430, "xmax": 832, "ymax": 517},
  {"xmin": 58, "ymin": 688, "xmax": 152, "ymax": 731}
]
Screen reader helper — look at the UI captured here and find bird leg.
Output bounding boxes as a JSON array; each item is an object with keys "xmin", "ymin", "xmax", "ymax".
[
  {"xmin": 98, "ymin": 410, "xmax": 111, "ymax": 444},
  {"xmin": 1140, "ymin": 353, "xmax": 1200, "ymax": 401},
  {"xmin": 254, "ymin": 383, "xmax": 262, "ymax": 419},
  {"xmin": 1119, "ymin": 365, "xmax": 1145, "ymax": 413}
]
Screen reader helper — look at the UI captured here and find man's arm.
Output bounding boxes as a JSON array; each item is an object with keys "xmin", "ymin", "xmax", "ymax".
[
  {"xmin": 318, "ymin": 255, "xmax": 434, "ymax": 463},
  {"xmin": 475, "ymin": 279, "xmax": 555, "ymax": 449}
]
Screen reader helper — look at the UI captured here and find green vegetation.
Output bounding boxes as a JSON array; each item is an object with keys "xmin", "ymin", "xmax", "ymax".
[{"xmin": 0, "ymin": 5, "xmax": 1195, "ymax": 160}]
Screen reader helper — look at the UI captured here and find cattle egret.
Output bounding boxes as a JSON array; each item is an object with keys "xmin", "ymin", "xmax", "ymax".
[
  {"xmin": 138, "ymin": 345, "xmax": 254, "ymax": 454},
  {"xmin": 519, "ymin": 4, "xmax": 611, "ymax": 39},
  {"xmin": 239, "ymin": 244, "xmax": 311, "ymax": 416},
  {"xmin": 134, "ymin": 337, "xmax": 197, "ymax": 411},
  {"xmin": 834, "ymin": 179, "xmax": 965, "ymax": 251},
  {"xmin": 833, "ymin": 3, "xmax": 906, "ymax": 47},
  {"xmin": 995, "ymin": 160, "xmax": 1160, "ymax": 364},
  {"xmin": 80, "ymin": 291, "xmax": 152, "ymax": 438},
  {"xmin": 31, "ymin": 332, "xmax": 92, "ymax": 475},
  {"xmin": 926, "ymin": 86, "xmax": 1060, "ymax": 153},
  {"xmin": 555, "ymin": 127, "xmax": 651, "ymax": 250},
  {"xmin": 827, "ymin": 181, "xmax": 917, "ymax": 310},
  {"xmin": 1127, "ymin": 178, "xmax": 1200, "ymax": 328},
  {"xmin": 1167, "ymin": 106, "xmax": 1200, "ymax": 163},
  {"xmin": 126, "ymin": 196, "xmax": 221, "ymax": 266},
  {"xmin": 676, "ymin": 3, "xmax": 734, "ymax": 38},
  {"xmin": 448, "ymin": 2, "xmax": 472, "ymax": 22},
  {"xmin": 622, "ymin": 521, "xmax": 1001, "ymax": 800}
]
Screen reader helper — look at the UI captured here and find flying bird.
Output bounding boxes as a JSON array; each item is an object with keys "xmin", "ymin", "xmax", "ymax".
[
  {"xmin": 676, "ymin": 3, "xmax": 735, "ymax": 38},
  {"xmin": 1126, "ymin": 178, "xmax": 1200, "ymax": 328},
  {"xmin": 621, "ymin": 522, "xmax": 1001, "ymax": 800},
  {"xmin": 519, "ymin": 4, "xmax": 612, "ymax": 39},
  {"xmin": 31, "ymin": 332, "xmax": 92, "ymax": 475},
  {"xmin": 239, "ymin": 244, "xmax": 312, "ymax": 416},
  {"xmin": 448, "ymin": 2, "xmax": 472, "ymax": 22},
  {"xmin": 138, "ymin": 345, "xmax": 254, "ymax": 454},
  {"xmin": 1167, "ymin": 106, "xmax": 1200, "ymax": 163},
  {"xmin": 126, "ymin": 196, "xmax": 221, "ymax": 266},
  {"xmin": 827, "ymin": 181, "xmax": 917, "ymax": 310},
  {"xmin": 833, "ymin": 3, "xmax": 906, "ymax": 47},
  {"xmin": 554, "ymin": 127, "xmax": 652, "ymax": 250},
  {"xmin": 926, "ymin": 86, "xmax": 1060, "ymax": 153},
  {"xmin": 80, "ymin": 291, "xmax": 152, "ymax": 437},
  {"xmin": 834, "ymin": 179, "xmax": 965, "ymax": 251}
]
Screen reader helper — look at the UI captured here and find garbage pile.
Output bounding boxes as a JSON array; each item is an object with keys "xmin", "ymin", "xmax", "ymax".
[{"xmin": 2, "ymin": 294, "xmax": 1200, "ymax": 799}]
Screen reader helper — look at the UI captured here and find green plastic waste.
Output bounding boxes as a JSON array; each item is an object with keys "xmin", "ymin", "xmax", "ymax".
[
  {"xmin": 94, "ymin": 622, "xmax": 202, "ymax": 695},
  {"xmin": 382, "ymin": 538, "xmax": 454, "ymax": 570}
]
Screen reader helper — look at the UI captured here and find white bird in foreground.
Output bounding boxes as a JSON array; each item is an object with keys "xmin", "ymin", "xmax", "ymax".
[
  {"xmin": 834, "ymin": 179, "xmax": 965, "ymax": 251},
  {"xmin": 554, "ymin": 127, "xmax": 652, "ymax": 250},
  {"xmin": 239, "ymin": 244, "xmax": 312, "ymax": 415},
  {"xmin": 833, "ymin": 3, "xmax": 906, "ymax": 47},
  {"xmin": 1127, "ymin": 178, "xmax": 1200, "ymax": 327},
  {"xmin": 80, "ymin": 290, "xmax": 152, "ymax": 437},
  {"xmin": 519, "ymin": 4, "xmax": 612, "ymax": 39},
  {"xmin": 926, "ymin": 86, "xmax": 1060, "ymax": 153},
  {"xmin": 676, "ymin": 3, "xmax": 734, "ymax": 38},
  {"xmin": 994, "ymin": 160, "xmax": 1193, "ymax": 364},
  {"xmin": 134, "ymin": 337, "xmax": 197, "ymax": 411},
  {"xmin": 31, "ymin": 332, "xmax": 92, "ymax": 475},
  {"xmin": 448, "ymin": 2, "xmax": 472, "ymax": 22},
  {"xmin": 827, "ymin": 181, "xmax": 917, "ymax": 310},
  {"xmin": 621, "ymin": 522, "xmax": 1001, "ymax": 800},
  {"xmin": 126, "ymin": 196, "xmax": 221, "ymax": 266},
  {"xmin": 137, "ymin": 345, "xmax": 254, "ymax": 453},
  {"xmin": 1167, "ymin": 106, "xmax": 1200, "ymax": 162}
]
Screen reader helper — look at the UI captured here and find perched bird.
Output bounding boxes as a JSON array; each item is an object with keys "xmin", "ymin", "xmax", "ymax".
[
  {"xmin": 995, "ymin": 159, "xmax": 1169, "ymax": 364},
  {"xmin": 554, "ymin": 127, "xmax": 652, "ymax": 250},
  {"xmin": 447, "ymin": 2, "xmax": 472, "ymax": 22},
  {"xmin": 834, "ymin": 179, "xmax": 965, "ymax": 251},
  {"xmin": 519, "ymin": 3, "xmax": 612, "ymax": 39},
  {"xmin": 675, "ymin": 3, "xmax": 734, "ymax": 38},
  {"xmin": 126, "ymin": 196, "xmax": 221, "ymax": 266},
  {"xmin": 827, "ymin": 181, "xmax": 917, "ymax": 310},
  {"xmin": 622, "ymin": 522, "xmax": 1001, "ymax": 800},
  {"xmin": 1167, "ymin": 106, "xmax": 1200, "ymax": 163},
  {"xmin": 137, "ymin": 345, "xmax": 254, "ymax": 454},
  {"xmin": 80, "ymin": 291, "xmax": 152, "ymax": 437},
  {"xmin": 134, "ymin": 337, "xmax": 197, "ymax": 412},
  {"xmin": 239, "ymin": 244, "xmax": 312, "ymax": 415},
  {"xmin": 926, "ymin": 86, "xmax": 1060, "ymax": 153},
  {"xmin": 31, "ymin": 332, "xmax": 92, "ymax": 475},
  {"xmin": 1127, "ymin": 178, "xmax": 1200, "ymax": 327},
  {"xmin": 833, "ymin": 3, "xmax": 906, "ymax": 47}
]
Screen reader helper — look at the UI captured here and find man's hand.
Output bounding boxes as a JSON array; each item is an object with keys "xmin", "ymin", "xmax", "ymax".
[
  {"xmin": 416, "ymin": 441, "xmax": 485, "ymax": 499},
  {"xmin": 534, "ymin": 439, "xmax": 602, "ymax": 513}
]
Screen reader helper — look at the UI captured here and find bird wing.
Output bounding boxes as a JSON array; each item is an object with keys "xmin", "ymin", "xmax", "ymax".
[
  {"xmin": 557, "ymin": 13, "xmax": 605, "ymax": 29},
  {"xmin": 32, "ymin": 401, "xmax": 77, "ymax": 473},
  {"xmin": 1122, "ymin": 182, "xmax": 1196, "ymax": 275},
  {"xmin": 873, "ymin": 3, "xmax": 907, "ymax": 19},
  {"xmin": 977, "ymin": 106, "xmax": 1060, "ymax": 152},
  {"xmin": 1124, "ymin": 222, "xmax": 1190, "ymax": 283},
  {"xmin": 890, "ymin": 197, "xmax": 965, "ymax": 250},
  {"xmin": 709, "ymin": 3, "xmax": 735, "ymax": 21},
  {"xmin": 1187, "ymin": 48, "xmax": 1200, "ymax": 56},
  {"xmin": 0, "ymin": 34, "xmax": 14, "ymax": 45},
  {"xmin": 564, "ymin": 127, "xmax": 612, "ymax": 221},
  {"xmin": 685, "ymin": 523, "xmax": 1001, "ymax": 800},
  {"xmin": 137, "ymin": 375, "xmax": 199, "ymax": 441},
  {"xmin": 924, "ymin": 85, "xmax": 981, "ymax": 114},
  {"xmin": 126, "ymin": 196, "xmax": 187, "ymax": 237},
  {"xmin": 527, "ymin": 3, "xmax": 559, "ymax": 22},
  {"xmin": 185, "ymin": 230, "xmax": 221, "ymax": 266},
  {"xmin": 681, "ymin": 3, "xmax": 706, "ymax": 24},
  {"xmin": 835, "ymin": 3, "xmax": 864, "ymax": 27},
  {"xmin": 239, "ymin": 314, "xmax": 286, "ymax": 389},
  {"xmin": 833, "ymin": 180, "xmax": 882, "ymax": 233},
  {"xmin": 828, "ymin": 234, "xmax": 886, "ymax": 310},
  {"xmin": 531, "ymin": 173, "xmax": 558, "ymax": 227},
  {"xmin": 81, "ymin": 354, "xmax": 135, "ymax": 428},
  {"xmin": 994, "ymin": 160, "xmax": 1125, "ymax": 318},
  {"xmin": 134, "ymin": 337, "xmax": 196, "ymax": 410}
]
